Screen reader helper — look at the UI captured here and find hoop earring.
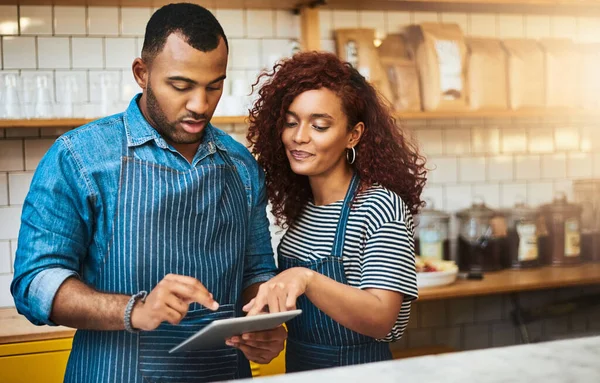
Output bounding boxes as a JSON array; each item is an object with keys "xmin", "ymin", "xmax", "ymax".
[{"xmin": 346, "ymin": 147, "xmax": 356, "ymax": 165}]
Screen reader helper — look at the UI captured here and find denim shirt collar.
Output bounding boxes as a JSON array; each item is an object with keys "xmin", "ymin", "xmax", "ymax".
[{"xmin": 123, "ymin": 94, "xmax": 226, "ymax": 153}]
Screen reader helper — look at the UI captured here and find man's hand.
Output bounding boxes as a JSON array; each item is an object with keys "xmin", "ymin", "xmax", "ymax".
[
  {"xmin": 131, "ymin": 273, "xmax": 218, "ymax": 331},
  {"xmin": 225, "ymin": 325, "xmax": 287, "ymax": 364}
]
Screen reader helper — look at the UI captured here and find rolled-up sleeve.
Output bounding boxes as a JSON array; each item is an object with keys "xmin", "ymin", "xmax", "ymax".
[
  {"xmin": 11, "ymin": 137, "xmax": 94, "ymax": 325},
  {"xmin": 242, "ymin": 164, "xmax": 276, "ymax": 290}
]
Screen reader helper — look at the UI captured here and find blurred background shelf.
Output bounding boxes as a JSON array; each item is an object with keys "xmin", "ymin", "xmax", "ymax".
[
  {"xmin": 2, "ymin": 0, "xmax": 600, "ymax": 15},
  {"xmin": 394, "ymin": 108, "xmax": 600, "ymax": 120},
  {"xmin": 1, "ymin": 110, "xmax": 597, "ymax": 129},
  {"xmin": 0, "ymin": 116, "xmax": 249, "ymax": 129}
]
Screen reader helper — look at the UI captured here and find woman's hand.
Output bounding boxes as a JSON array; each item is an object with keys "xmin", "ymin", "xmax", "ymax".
[
  {"xmin": 225, "ymin": 326, "xmax": 287, "ymax": 364},
  {"xmin": 243, "ymin": 267, "xmax": 314, "ymax": 316}
]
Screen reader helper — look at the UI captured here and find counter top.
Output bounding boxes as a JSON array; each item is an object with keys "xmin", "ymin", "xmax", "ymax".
[
  {"xmin": 419, "ymin": 263, "xmax": 600, "ymax": 301},
  {"xmin": 238, "ymin": 336, "xmax": 600, "ymax": 383},
  {"xmin": 2, "ymin": 263, "xmax": 599, "ymax": 344},
  {"xmin": 0, "ymin": 308, "xmax": 75, "ymax": 344}
]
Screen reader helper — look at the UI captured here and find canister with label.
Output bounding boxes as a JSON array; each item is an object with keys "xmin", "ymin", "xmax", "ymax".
[
  {"xmin": 539, "ymin": 194, "xmax": 583, "ymax": 266},
  {"xmin": 415, "ymin": 201, "xmax": 450, "ymax": 261},
  {"xmin": 505, "ymin": 203, "xmax": 540, "ymax": 269}
]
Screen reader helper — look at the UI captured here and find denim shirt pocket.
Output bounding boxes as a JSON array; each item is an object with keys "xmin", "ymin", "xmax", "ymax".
[{"xmin": 138, "ymin": 303, "xmax": 238, "ymax": 382}]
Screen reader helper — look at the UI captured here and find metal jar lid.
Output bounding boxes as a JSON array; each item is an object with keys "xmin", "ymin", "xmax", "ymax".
[
  {"xmin": 418, "ymin": 199, "xmax": 450, "ymax": 223},
  {"xmin": 541, "ymin": 193, "xmax": 582, "ymax": 216},
  {"xmin": 505, "ymin": 202, "xmax": 537, "ymax": 222},
  {"xmin": 456, "ymin": 200, "xmax": 497, "ymax": 220}
]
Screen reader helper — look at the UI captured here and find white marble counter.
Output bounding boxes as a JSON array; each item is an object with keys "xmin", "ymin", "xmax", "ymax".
[{"xmin": 239, "ymin": 336, "xmax": 600, "ymax": 383}]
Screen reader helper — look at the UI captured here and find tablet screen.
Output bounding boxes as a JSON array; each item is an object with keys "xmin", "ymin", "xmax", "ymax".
[{"xmin": 169, "ymin": 309, "xmax": 302, "ymax": 353}]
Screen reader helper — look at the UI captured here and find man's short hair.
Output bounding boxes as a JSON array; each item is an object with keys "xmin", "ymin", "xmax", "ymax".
[{"xmin": 141, "ymin": 3, "xmax": 228, "ymax": 62}]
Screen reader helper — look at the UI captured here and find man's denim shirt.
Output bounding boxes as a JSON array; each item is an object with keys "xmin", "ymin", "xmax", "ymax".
[{"xmin": 11, "ymin": 95, "xmax": 276, "ymax": 325}]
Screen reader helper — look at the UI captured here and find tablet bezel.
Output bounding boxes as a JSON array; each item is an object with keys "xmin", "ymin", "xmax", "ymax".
[{"xmin": 169, "ymin": 309, "xmax": 302, "ymax": 353}]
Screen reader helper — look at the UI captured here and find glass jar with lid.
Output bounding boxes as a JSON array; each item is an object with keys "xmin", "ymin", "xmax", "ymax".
[
  {"xmin": 539, "ymin": 194, "xmax": 582, "ymax": 266},
  {"xmin": 573, "ymin": 180, "xmax": 600, "ymax": 263},
  {"xmin": 415, "ymin": 200, "xmax": 450, "ymax": 261},
  {"xmin": 504, "ymin": 202, "xmax": 540, "ymax": 269},
  {"xmin": 457, "ymin": 200, "xmax": 508, "ymax": 272}
]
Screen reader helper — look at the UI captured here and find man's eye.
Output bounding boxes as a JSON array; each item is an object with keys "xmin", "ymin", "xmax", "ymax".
[{"xmin": 172, "ymin": 85, "xmax": 188, "ymax": 92}]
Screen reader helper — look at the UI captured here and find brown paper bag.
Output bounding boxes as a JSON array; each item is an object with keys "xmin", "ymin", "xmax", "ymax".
[
  {"xmin": 335, "ymin": 29, "xmax": 393, "ymax": 103},
  {"xmin": 501, "ymin": 39, "xmax": 545, "ymax": 110},
  {"xmin": 466, "ymin": 38, "xmax": 508, "ymax": 110},
  {"xmin": 404, "ymin": 23, "xmax": 468, "ymax": 111},
  {"xmin": 377, "ymin": 34, "xmax": 421, "ymax": 112},
  {"xmin": 540, "ymin": 39, "xmax": 580, "ymax": 109}
]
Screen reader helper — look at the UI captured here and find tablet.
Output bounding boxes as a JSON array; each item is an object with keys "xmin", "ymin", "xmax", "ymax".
[{"xmin": 169, "ymin": 309, "xmax": 302, "ymax": 353}]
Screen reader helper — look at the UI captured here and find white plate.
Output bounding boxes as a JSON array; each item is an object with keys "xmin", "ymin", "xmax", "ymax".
[{"xmin": 417, "ymin": 270, "xmax": 458, "ymax": 288}]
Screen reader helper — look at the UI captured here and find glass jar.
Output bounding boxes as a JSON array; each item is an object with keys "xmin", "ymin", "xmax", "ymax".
[
  {"xmin": 415, "ymin": 201, "xmax": 450, "ymax": 261},
  {"xmin": 457, "ymin": 201, "xmax": 508, "ymax": 272},
  {"xmin": 539, "ymin": 194, "xmax": 583, "ymax": 266},
  {"xmin": 573, "ymin": 180, "xmax": 600, "ymax": 263},
  {"xmin": 505, "ymin": 203, "xmax": 540, "ymax": 269}
]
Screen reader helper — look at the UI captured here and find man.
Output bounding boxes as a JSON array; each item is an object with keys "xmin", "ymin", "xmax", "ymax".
[{"xmin": 11, "ymin": 3, "xmax": 285, "ymax": 382}]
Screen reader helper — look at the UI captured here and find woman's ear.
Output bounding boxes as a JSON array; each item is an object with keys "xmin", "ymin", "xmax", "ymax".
[{"xmin": 348, "ymin": 122, "xmax": 364, "ymax": 148}]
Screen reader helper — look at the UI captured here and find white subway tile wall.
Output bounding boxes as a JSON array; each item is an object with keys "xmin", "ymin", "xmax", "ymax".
[
  {"xmin": 0, "ymin": 6, "xmax": 19, "ymax": 36},
  {"xmin": 0, "ymin": 241, "xmax": 11, "ymax": 274},
  {"xmin": 71, "ymin": 37, "xmax": 104, "ymax": 69},
  {"xmin": 0, "ymin": 173, "xmax": 8, "ymax": 206},
  {"xmin": 2, "ymin": 36, "xmax": 36, "ymax": 69},
  {"xmin": 54, "ymin": 6, "xmax": 87, "ymax": 36},
  {"xmin": 24, "ymin": 139, "xmax": 54, "ymax": 171},
  {"xmin": 0, "ymin": 7, "xmax": 599, "ymax": 352},
  {"xmin": 88, "ymin": 7, "xmax": 120, "ymax": 36},
  {"xmin": 37, "ymin": 37, "xmax": 71, "ymax": 69},
  {"xmin": 120, "ymin": 7, "xmax": 151, "ymax": 36},
  {"xmin": 7, "ymin": 172, "xmax": 33, "ymax": 205},
  {"xmin": 20, "ymin": 6, "xmax": 53, "ymax": 35},
  {"xmin": 525, "ymin": 15, "xmax": 552, "ymax": 39},
  {"xmin": 246, "ymin": 10, "xmax": 275, "ymax": 38}
]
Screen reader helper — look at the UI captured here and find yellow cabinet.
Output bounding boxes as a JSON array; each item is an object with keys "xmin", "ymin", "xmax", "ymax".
[
  {"xmin": 0, "ymin": 338, "xmax": 73, "ymax": 383},
  {"xmin": 0, "ymin": 337, "xmax": 285, "ymax": 382}
]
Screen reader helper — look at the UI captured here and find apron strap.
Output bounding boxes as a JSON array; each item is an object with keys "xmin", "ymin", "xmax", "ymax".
[{"xmin": 332, "ymin": 172, "xmax": 360, "ymax": 257}]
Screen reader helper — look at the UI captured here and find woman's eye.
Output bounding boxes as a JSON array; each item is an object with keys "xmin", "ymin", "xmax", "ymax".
[
  {"xmin": 312, "ymin": 125, "xmax": 329, "ymax": 131},
  {"xmin": 285, "ymin": 121, "xmax": 297, "ymax": 127}
]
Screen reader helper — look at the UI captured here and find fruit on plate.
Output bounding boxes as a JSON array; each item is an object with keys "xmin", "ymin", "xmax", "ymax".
[{"xmin": 415, "ymin": 256, "xmax": 458, "ymax": 273}]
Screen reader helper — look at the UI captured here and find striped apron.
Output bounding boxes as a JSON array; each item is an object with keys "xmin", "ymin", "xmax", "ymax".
[
  {"xmin": 279, "ymin": 173, "xmax": 391, "ymax": 372},
  {"xmin": 64, "ymin": 129, "xmax": 250, "ymax": 382}
]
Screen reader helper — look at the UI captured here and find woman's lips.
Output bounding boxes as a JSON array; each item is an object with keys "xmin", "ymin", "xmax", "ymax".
[{"xmin": 289, "ymin": 150, "xmax": 314, "ymax": 161}]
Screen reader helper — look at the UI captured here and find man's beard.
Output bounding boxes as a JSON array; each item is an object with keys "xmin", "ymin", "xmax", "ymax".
[{"xmin": 145, "ymin": 82, "xmax": 206, "ymax": 144}]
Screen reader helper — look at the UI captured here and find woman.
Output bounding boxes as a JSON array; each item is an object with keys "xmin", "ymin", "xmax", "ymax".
[{"xmin": 232, "ymin": 52, "xmax": 426, "ymax": 371}]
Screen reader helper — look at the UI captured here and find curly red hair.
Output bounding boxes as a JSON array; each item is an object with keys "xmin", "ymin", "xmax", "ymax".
[{"xmin": 247, "ymin": 51, "xmax": 427, "ymax": 228}]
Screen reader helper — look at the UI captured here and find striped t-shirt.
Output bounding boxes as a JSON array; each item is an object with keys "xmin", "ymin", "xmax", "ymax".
[{"xmin": 278, "ymin": 184, "xmax": 418, "ymax": 342}]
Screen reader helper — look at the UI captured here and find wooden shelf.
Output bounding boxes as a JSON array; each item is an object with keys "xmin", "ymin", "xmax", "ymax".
[
  {"xmin": 418, "ymin": 263, "xmax": 600, "ymax": 301},
  {"xmin": 0, "ymin": 116, "xmax": 248, "ymax": 129},
  {"xmin": 0, "ymin": 0, "xmax": 311, "ymax": 10},
  {"xmin": 394, "ymin": 108, "xmax": 600, "ymax": 120},
  {"xmin": 2, "ymin": 0, "xmax": 600, "ymax": 15},
  {"xmin": 323, "ymin": 0, "xmax": 600, "ymax": 16},
  {"xmin": 0, "ymin": 109, "xmax": 595, "ymax": 129}
]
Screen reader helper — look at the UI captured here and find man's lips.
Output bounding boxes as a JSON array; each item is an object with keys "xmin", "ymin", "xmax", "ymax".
[
  {"xmin": 180, "ymin": 120, "xmax": 207, "ymax": 134},
  {"xmin": 289, "ymin": 150, "xmax": 314, "ymax": 160}
]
